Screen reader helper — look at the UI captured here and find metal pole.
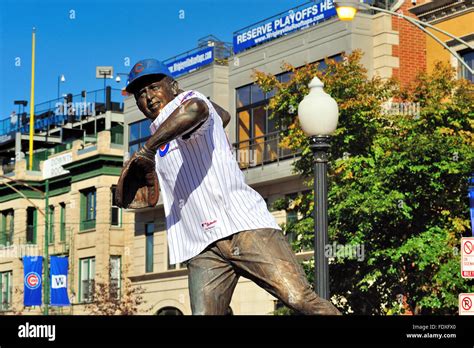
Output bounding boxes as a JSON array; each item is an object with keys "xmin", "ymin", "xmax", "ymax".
[
  {"xmin": 43, "ymin": 179, "xmax": 49, "ymax": 315},
  {"xmin": 57, "ymin": 76, "xmax": 60, "ymax": 100},
  {"xmin": 28, "ymin": 28, "xmax": 36, "ymax": 171},
  {"xmin": 17, "ymin": 105, "xmax": 21, "ymax": 132},
  {"xmin": 100, "ymin": 74, "xmax": 105, "ymax": 135},
  {"xmin": 311, "ymin": 135, "xmax": 330, "ymax": 300}
]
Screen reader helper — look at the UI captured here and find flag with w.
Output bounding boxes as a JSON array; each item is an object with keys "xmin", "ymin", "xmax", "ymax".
[{"xmin": 50, "ymin": 256, "xmax": 70, "ymax": 306}]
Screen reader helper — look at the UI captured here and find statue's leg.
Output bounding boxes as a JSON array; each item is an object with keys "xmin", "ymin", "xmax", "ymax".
[
  {"xmin": 186, "ymin": 240, "xmax": 239, "ymax": 315},
  {"xmin": 227, "ymin": 228, "xmax": 341, "ymax": 315}
]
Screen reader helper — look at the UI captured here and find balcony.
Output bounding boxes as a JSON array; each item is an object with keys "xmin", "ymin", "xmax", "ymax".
[
  {"xmin": 0, "ymin": 87, "xmax": 124, "ymax": 138},
  {"xmin": 233, "ymin": 131, "xmax": 299, "ymax": 168},
  {"xmin": 232, "ymin": 131, "xmax": 301, "ymax": 186}
]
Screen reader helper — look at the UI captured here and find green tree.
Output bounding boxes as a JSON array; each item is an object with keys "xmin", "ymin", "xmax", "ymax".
[{"xmin": 255, "ymin": 52, "xmax": 474, "ymax": 314}]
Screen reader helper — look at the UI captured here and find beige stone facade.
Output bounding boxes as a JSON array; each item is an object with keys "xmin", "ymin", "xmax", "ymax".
[{"xmin": 0, "ymin": 128, "xmax": 132, "ymax": 315}]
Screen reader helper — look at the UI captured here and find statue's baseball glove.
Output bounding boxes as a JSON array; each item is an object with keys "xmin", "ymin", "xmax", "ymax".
[{"xmin": 115, "ymin": 145, "xmax": 159, "ymax": 209}]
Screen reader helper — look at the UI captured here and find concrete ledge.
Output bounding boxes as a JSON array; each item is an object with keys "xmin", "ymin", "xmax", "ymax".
[
  {"xmin": 243, "ymin": 157, "xmax": 299, "ymax": 187},
  {"xmin": 129, "ymin": 269, "xmax": 188, "ymax": 282}
]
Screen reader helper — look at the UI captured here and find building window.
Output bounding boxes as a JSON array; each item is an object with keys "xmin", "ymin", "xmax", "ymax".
[
  {"xmin": 128, "ymin": 119, "xmax": 151, "ymax": 157},
  {"xmin": 236, "ymin": 72, "xmax": 292, "ymax": 167},
  {"xmin": 79, "ymin": 257, "xmax": 95, "ymax": 303},
  {"xmin": 0, "ymin": 271, "xmax": 12, "ymax": 311},
  {"xmin": 26, "ymin": 207, "xmax": 37, "ymax": 244},
  {"xmin": 110, "ymin": 255, "xmax": 121, "ymax": 299},
  {"xmin": 48, "ymin": 206, "xmax": 55, "ymax": 244},
  {"xmin": 460, "ymin": 49, "xmax": 474, "ymax": 82},
  {"xmin": 111, "ymin": 186, "xmax": 122, "ymax": 227},
  {"xmin": 80, "ymin": 188, "xmax": 96, "ymax": 231},
  {"xmin": 60, "ymin": 203, "xmax": 66, "ymax": 242},
  {"xmin": 0, "ymin": 209, "xmax": 14, "ymax": 246},
  {"xmin": 145, "ymin": 223, "xmax": 154, "ymax": 273}
]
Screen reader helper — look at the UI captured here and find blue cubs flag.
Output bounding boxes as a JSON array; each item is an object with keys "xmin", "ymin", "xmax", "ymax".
[
  {"xmin": 50, "ymin": 256, "xmax": 70, "ymax": 306},
  {"xmin": 23, "ymin": 256, "xmax": 43, "ymax": 306}
]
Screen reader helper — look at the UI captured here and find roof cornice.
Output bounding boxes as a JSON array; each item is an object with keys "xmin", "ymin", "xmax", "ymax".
[{"xmin": 409, "ymin": 0, "xmax": 473, "ymax": 24}]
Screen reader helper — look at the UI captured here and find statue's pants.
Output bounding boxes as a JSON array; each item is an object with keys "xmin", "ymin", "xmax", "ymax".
[{"xmin": 186, "ymin": 228, "xmax": 341, "ymax": 315}]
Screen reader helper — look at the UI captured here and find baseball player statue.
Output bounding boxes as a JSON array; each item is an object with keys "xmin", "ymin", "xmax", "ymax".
[{"xmin": 116, "ymin": 59, "xmax": 341, "ymax": 315}]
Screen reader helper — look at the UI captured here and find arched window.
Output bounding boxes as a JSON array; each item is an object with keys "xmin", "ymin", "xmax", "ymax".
[{"xmin": 156, "ymin": 307, "xmax": 183, "ymax": 316}]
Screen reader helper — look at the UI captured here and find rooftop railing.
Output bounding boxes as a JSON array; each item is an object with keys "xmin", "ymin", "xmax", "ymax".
[
  {"xmin": 163, "ymin": 39, "xmax": 233, "ymax": 78},
  {"xmin": 0, "ymin": 88, "xmax": 124, "ymax": 137}
]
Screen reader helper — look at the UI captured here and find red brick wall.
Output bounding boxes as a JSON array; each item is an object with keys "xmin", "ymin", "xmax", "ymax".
[{"xmin": 391, "ymin": 1, "xmax": 428, "ymax": 86}]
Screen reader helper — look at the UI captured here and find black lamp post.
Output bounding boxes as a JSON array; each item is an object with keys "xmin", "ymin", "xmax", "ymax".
[
  {"xmin": 298, "ymin": 77, "xmax": 339, "ymax": 300},
  {"xmin": 114, "ymin": 73, "xmax": 129, "ymax": 84}
]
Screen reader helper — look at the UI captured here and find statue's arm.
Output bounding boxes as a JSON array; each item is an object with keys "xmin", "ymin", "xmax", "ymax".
[{"xmin": 140, "ymin": 98, "xmax": 209, "ymax": 156}]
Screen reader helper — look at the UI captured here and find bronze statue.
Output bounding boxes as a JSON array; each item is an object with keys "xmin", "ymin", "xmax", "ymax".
[{"xmin": 116, "ymin": 59, "xmax": 341, "ymax": 315}]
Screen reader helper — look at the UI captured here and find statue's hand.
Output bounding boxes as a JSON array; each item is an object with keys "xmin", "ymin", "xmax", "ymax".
[{"xmin": 115, "ymin": 147, "xmax": 159, "ymax": 209}]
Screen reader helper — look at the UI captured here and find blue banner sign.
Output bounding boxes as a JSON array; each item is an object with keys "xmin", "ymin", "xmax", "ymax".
[
  {"xmin": 233, "ymin": 0, "xmax": 337, "ymax": 54},
  {"xmin": 23, "ymin": 256, "xmax": 43, "ymax": 306},
  {"xmin": 166, "ymin": 47, "xmax": 214, "ymax": 78},
  {"xmin": 50, "ymin": 256, "xmax": 71, "ymax": 306}
]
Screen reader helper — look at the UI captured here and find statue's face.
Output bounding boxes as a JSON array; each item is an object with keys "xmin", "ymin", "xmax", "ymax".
[{"xmin": 134, "ymin": 76, "xmax": 177, "ymax": 121}]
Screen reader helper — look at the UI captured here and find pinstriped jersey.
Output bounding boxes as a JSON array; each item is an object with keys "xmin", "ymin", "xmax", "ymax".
[{"xmin": 150, "ymin": 90, "xmax": 281, "ymax": 264}]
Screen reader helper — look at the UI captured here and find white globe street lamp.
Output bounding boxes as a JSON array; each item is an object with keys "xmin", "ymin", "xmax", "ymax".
[{"xmin": 298, "ymin": 76, "xmax": 339, "ymax": 300}]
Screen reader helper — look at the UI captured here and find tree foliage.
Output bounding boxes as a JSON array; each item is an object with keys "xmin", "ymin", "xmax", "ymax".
[{"xmin": 254, "ymin": 51, "xmax": 474, "ymax": 314}]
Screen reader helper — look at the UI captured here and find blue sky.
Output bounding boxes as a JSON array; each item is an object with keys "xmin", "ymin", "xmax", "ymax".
[{"xmin": 0, "ymin": 0, "xmax": 301, "ymax": 119}]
